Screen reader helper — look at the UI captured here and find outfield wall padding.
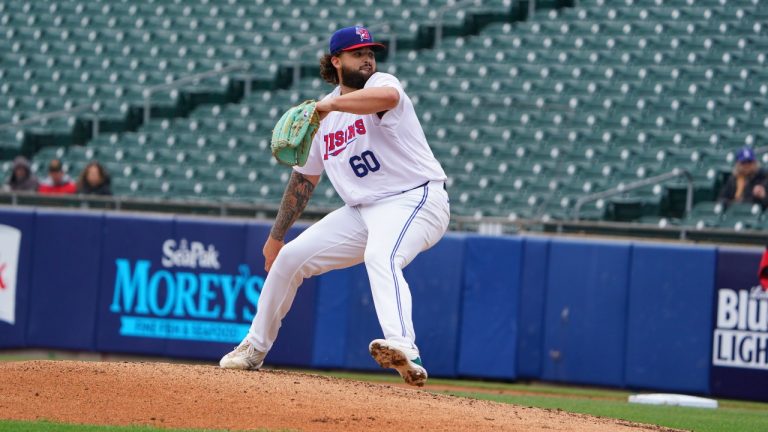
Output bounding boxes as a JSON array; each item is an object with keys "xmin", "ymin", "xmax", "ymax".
[
  {"xmin": 516, "ymin": 237, "xmax": 550, "ymax": 379},
  {"xmin": 457, "ymin": 235, "xmax": 521, "ymax": 380},
  {"xmin": 624, "ymin": 243, "xmax": 717, "ymax": 394},
  {"xmin": 542, "ymin": 239, "xmax": 631, "ymax": 387}
]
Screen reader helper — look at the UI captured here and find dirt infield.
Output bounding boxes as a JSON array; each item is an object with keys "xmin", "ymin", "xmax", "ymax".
[{"xmin": 0, "ymin": 360, "xmax": 679, "ymax": 431}]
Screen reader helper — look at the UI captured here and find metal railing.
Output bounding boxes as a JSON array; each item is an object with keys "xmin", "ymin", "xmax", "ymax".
[
  {"xmin": 291, "ymin": 40, "xmax": 326, "ymax": 85},
  {"xmin": 0, "ymin": 189, "xmax": 335, "ymax": 220},
  {"xmin": 0, "ymin": 64, "xmax": 252, "ymax": 139},
  {"xmin": 0, "ymin": 104, "xmax": 94, "ymax": 130},
  {"xmin": 2, "ymin": 188, "xmax": 766, "ymax": 245},
  {"xmin": 435, "ymin": 0, "xmax": 480, "ymax": 48},
  {"xmin": 142, "ymin": 62, "xmax": 251, "ymax": 124},
  {"xmin": 573, "ymin": 169, "xmax": 694, "ymax": 220},
  {"xmin": 0, "ymin": 104, "xmax": 99, "ymax": 139},
  {"xmin": 450, "ymin": 212, "xmax": 767, "ymax": 245}
]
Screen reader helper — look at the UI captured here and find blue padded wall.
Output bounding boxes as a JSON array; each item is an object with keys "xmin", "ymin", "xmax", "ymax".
[
  {"xmin": 517, "ymin": 237, "xmax": 550, "ymax": 379},
  {"xmin": 625, "ymin": 243, "xmax": 717, "ymax": 393},
  {"xmin": 27, "ymin": 210, "xmax": 104, "ymax": 350},
  {"xmin": 312, "ymin": 268, "xmax": 352, "ymax": 369},
  {"xmin": 0, "ymin": 208, "xmax": 35, "ymax": 348},
  {"xmin": 458, "ymin": 235, "xmax": 522, "ymax": 379},
  {"xmin": 542, "ymin": 238, "xmax": 631, "ymax": 387}
]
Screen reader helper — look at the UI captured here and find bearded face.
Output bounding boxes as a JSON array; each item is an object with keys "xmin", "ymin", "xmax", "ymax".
[{"xmin": 337, "ymin": 48, "xmax": 376, "ymax": 89}]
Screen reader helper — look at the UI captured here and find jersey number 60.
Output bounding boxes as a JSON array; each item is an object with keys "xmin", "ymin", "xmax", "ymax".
[{"xmin": 349, "ymin": 150, "xmax": 381, "ymax": 178}]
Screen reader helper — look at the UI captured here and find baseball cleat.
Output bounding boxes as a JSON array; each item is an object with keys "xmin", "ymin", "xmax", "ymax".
[
  {"xmin": 219, "ymin": 340, "xmax": 266, "ymax": 370},
  {"xmin": 369, "ymin": 339, "xmax": 428, "ymax": 387}
]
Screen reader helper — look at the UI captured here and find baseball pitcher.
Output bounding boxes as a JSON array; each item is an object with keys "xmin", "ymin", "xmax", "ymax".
[{"xmin": 220, "ymin": 26, "xmax": 449, "ymax": 387}]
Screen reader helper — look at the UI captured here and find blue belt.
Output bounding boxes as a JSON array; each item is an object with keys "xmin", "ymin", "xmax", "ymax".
[{"xmin": 401, "ymin": 181, "xmax": 446, "ymax": 194}]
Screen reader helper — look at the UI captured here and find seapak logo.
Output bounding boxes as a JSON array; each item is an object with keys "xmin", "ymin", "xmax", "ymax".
[
  {"xmin": 109, "ymin": 239, "xmax": 264, "ymax": 343},
  {"xmin": 161, "ymin": 239, "xmax": 220, "ymax": 269},
  {"xmin": 712, "ymin": 287, "xmax": 768, "ymax": 370}
]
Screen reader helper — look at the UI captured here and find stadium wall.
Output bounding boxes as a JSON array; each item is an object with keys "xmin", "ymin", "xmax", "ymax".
[{"xmin": 0, "ymin": 208, "xmax": 765, "ymax": 400}]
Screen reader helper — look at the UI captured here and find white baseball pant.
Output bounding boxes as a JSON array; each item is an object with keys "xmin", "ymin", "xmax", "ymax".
[{"xmin": 246, "ymin": 180, "xmax": 450, "ymax": 352}]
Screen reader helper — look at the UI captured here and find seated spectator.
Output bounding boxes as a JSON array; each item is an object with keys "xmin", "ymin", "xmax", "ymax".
[
  {"xmin": 77, "ymin": 161, "xmax": 112, "ymax": 195},
  {"xmin": 718, "ymin": 146, "xmax": 768, "ymax": 209},
  {"xmin": 38, "ymin": 159, "xmax": 77, "ymax": 194},
  {"xmin": 5, "ymin": 156, "xmax": 38, "ymax": 192}
]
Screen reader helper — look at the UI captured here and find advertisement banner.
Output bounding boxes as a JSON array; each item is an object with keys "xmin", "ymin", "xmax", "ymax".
[
  {"xmin": 96, "ymin": 215, "xmax": 316, "ymax": 364},
  {"xmin": 97, "ymin": 215, "xmax": 264, "ymax": 359},
  {"xmin": 711, "ymin": 247, "xmax": 768, "ymax": 401},
  {"xmin": 0, "ymin": 224, "xmax": 21, "ymax": 325}
]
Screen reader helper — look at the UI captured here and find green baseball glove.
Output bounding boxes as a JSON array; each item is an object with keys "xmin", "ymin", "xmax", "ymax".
[{"xmin": 270, "ymin": 100, "xmax": 320, "ymax": 167}]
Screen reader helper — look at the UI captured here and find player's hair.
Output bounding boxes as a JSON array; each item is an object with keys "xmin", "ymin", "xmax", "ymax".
[{"xmin": 320, "ymin": 54, "xmax": 339, "ymax": 85}]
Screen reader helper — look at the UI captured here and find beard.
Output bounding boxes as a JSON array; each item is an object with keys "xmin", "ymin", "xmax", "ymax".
[{"xmin": 340, "ymin": 64, "xmax": 374, "ymax": 89}]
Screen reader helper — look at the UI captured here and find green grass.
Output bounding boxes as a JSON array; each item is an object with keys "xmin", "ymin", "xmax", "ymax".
[
  {"xmin": 0, "ymin": 420, "xmax": 290, "ymax": 432},
  {"xmin": 312, "ymin": 370, "xmax": 768, "ymax": 432},
  {"xmin": 447, "ymin": 392, "xmax": 768, "ymax": 432}
]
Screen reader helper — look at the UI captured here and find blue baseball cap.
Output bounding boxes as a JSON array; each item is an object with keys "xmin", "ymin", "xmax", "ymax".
[
  {"xmin": 329, "ymin": 26, "xmax": 385, "ymax": 54},
  {"xmin": 737, "ymin": 146, "xmax": 756, "ymax": 163}
]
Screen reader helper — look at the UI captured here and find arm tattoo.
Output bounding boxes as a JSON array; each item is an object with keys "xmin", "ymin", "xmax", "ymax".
[{"xmin": 270, "ymin": 172, "xmax": 315, "ymax": 241}]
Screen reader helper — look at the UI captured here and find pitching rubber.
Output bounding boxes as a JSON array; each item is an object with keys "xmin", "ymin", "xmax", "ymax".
[{"xmin": 369, "ymin": 340, "xmax": 428, "ymax": 387}]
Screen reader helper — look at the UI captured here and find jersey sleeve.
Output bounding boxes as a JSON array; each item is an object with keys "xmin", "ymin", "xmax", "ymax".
[
  {"xmin": 293, "ymin": 128, "xmax": 325, "ymax": 176},
  {"xmin": 365, "ymin": 72, "xmax": 406, "ymax": 127}
]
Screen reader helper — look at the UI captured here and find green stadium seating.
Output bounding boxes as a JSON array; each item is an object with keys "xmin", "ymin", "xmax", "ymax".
[{"xmin": 2, "ymin": 0, "xmax": 764, "ymax": 230}]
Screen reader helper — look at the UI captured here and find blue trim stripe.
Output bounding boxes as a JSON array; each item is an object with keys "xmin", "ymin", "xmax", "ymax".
[{"xmin": 390, "ymin": 184, "xmax": 429, "ymax": 337}]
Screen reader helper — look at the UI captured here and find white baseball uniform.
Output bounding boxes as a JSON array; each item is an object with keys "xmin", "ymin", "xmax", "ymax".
[{"xmin": 245, "ymin": 72, "xmax": 450, "ymax": 354}]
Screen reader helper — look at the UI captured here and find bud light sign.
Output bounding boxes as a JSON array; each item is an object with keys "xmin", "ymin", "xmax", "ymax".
[
  {"xmin": 711, "ymin": 248, "xmax": 768, "ymax": 401},
  {"xmin": 713, "ymin": 287, "xmax": 768, "ymax": 370},
  {"xmin": 109, "ymin": 239, "xmax": 263, "ymax": 343}
]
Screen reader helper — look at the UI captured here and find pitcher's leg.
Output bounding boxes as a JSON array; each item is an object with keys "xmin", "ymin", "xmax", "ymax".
[
  {"xmin": 360, "ymin": 182, "xmax": 450, "ymax": 348},
  {"xmin": 361, "ymin": 182, "xmax": 449, "ymax": 385},
  {"xmin": 246, "ymin": 206, "xmax": 367, "ymax": 352}
]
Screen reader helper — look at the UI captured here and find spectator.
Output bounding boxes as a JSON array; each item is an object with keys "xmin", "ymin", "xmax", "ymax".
[
  {"xmin": 718, "ymin": 146, "xmax": 768, "ymax": 209},
  {"xmin": 77, "ymin": 161, "xmax": 112, "ymax": 195},
  {"xmin": 5, "ymin": 156, "xmax": 38, "ymax": 192},
  {"xmin": 38, "ymin": 159, "xmax": 77, "ymax": 194}
]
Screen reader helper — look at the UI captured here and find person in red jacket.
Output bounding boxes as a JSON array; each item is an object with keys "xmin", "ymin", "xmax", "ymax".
[{"xmin": 38, "ymin": 159, "xmax": 76, "ymax": 194}]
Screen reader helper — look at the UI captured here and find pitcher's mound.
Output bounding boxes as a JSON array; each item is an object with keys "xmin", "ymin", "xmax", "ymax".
[{"xmin": 0, "ymin": 360, "xmax": 677, "ymax": 431}]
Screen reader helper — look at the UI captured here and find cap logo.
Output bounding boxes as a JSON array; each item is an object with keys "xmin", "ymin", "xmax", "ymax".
[{"xmin": 356, "ymin": 26, "xmax": 371, "ymax": 42}]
